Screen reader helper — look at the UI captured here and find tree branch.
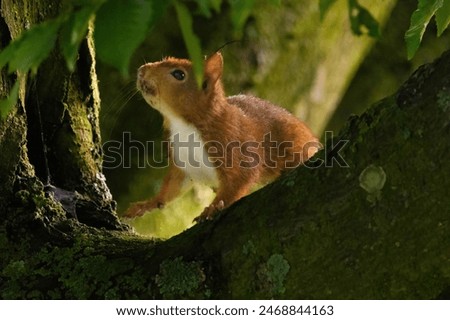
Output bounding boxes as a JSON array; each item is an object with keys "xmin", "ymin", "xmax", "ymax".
[{"xmin": 2, "ymin": 49, "xmax": 450, "ymax": 298}]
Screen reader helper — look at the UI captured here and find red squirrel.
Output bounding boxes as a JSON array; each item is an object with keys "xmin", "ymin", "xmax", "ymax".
[{"xmin": 124, "ymin": 52, "xmax": 320, "ymax": 221}]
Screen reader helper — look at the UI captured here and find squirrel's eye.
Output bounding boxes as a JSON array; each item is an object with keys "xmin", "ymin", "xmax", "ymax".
[{"xmin": 171, "ymin": 69, "xmax": 185, "ymax": 81}]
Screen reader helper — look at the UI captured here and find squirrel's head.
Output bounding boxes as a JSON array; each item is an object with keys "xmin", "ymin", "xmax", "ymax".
[{"xmin": 137, "ymin": 52, "xmax": 224, "ymax": 119}]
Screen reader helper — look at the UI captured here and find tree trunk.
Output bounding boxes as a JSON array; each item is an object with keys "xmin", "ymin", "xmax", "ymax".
[
  {"xmin": 1, "ymin": 1, "xmax": 449, "ymax": 299},
  {"xmin": 0, "ymin": 0, "xmax": 122, "ymax": 229}
]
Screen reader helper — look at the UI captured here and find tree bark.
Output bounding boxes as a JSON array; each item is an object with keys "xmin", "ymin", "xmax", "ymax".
[{"xmin": 0, "ymin": 0, "xmax": 122, "ymax": 229}]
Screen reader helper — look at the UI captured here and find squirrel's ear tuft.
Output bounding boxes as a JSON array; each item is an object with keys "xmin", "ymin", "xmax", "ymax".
[{"xmin": 203, "ymin": 52, "xmax": 223, "ymax": 89}]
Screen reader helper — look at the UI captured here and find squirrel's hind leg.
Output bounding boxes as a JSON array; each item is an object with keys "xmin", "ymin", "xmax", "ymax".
[{"xmin": 194, "ymin": 179, "xmax": 253, "ymax": 222}]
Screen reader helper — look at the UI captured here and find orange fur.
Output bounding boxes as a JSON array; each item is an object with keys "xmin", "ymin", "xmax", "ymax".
[{"xmin": 124, "ymin": 53, "xmax": 321, "ymax": 221}]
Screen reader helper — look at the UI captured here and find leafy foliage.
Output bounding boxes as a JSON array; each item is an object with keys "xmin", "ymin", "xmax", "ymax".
[
  {"xmin": 60, "ymin": 4, "xmax": 101, "ymax": 72},
  {"xmin": 229, "ymin": 0, "xmax": 256, "ymax": 31},
  {"xmin": 95, "ymin": 0, "xmax": 156, "ymax": 77},
  {"xmin": 174, "ymin": 1, "xmax": 204, "ymax": 87},
  {"xmin": 0, "ymin": 81, "xmax": 19, "ymax": 119},
  {"xmin": 320, "ymin": 0, "xmax": 379, "ymax": 37},
  {"xmin": 2, "ymin": 0, "xmax": 450, "ymax": 118},
  {"xmin": 0, "ymin": 18, "xmax": 62, "ymax": 119},
  {"xmin": 405, "ymin": 0, "xmax": 446, "ymax": 59},
  {"xmin": 0, "ymin": 0, "xmax": 260, "ymax": 117},
  {"xmin": 0, "ymin": 2, "xmax": 101, "ymax": 119},
  {"xmin": 348, "ymin": 0, "xmax": 379, "ymax": 38},
  {"xmin": 0, "ymin": 19, "xmax": 61, "ymax": 74},
  {"xmin": 195, "ymin": 0, "xmax": 222, "ymax": 18},
  {"xmin": 319, "ymin": 0, "xmax": 450, "ymax": 59},
  {"xmin": 436, "ymin": 0, "xmax": 450, "ymax": 36}
]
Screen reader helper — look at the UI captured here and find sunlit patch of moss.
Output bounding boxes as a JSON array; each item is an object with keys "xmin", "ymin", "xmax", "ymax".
[
  {"xmin": 257, "ymin": 253, "xmax": 290, "ymax": 297},
  {"xmin": 126, "ymin": 185, "xmax": 215, "ymax": 239},
  {"xmin": 155, "ymin": 256, "xmax": 206, "ymax": 299}
]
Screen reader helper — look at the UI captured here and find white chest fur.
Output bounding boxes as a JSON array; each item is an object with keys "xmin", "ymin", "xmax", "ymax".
[{"xmin": 168, "ymin": 116, "xmax": 219, "ymax": 187}]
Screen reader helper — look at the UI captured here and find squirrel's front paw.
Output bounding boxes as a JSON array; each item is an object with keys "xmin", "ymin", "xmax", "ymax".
[
  {"xmin": 123, "ymin": 200, "xmax": 163, "ymax": 218},
  {"xmin": 194, "ymin": 200, "xmax": 224, "ymax": 223}
]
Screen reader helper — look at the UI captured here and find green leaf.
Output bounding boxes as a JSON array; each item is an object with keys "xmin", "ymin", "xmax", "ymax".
[
  {"xmin": 405, "ymin": 0, "xmax": 443, "ymax": 60},
  {"xmin": 228, "ymin": 0, "xmax": 256, "ymax": 31},
  {"xmin": 436, "ymin": 0, "xmax": 450, "ymax": 36},
  {"xmin": 95, "ymin": 0, "xmax": 153, "ymax": 77},
  {"xmin": 0, "ymin": 81, "xmax": 19, "ymax": 119},
  {"xmin": 60, "ymin": 5, "xmax": 99, "ymax": 71},
  {"xmin": 319, "ymin": 0, "xmax": 338, "ymax": 20},
  {"xmin": 0, "ymin": 41, "xmax": 15, "ymax": 71},
  {"xmin": 348, "ymin": 0, "xmax": 380, "ymax": 38},
  {"xmin": 0, "ymin": 19, "xmax": 61, "ymax": 74},
  {"xmin": 196, "ymin": 0, "xmax": 223, "ymax": 18},
  {"xmin": 149, "ymin": 0, "xmax": 172, "ymax": 24},
  {"xmin": 174, "ymin": 1, "xmax": 204, "ymax": 87}
]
